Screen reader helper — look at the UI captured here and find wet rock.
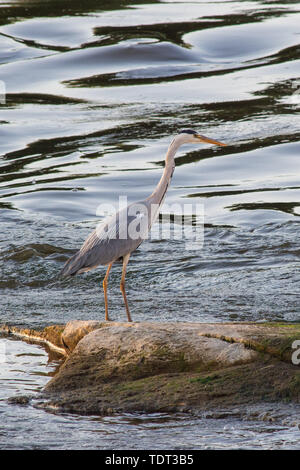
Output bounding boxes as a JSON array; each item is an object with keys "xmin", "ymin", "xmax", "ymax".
[
  {"xmin": 7, "ymin": 395, "xmax": 32, "ymax": 406},
  {"xmin": 61, "ymin": 320, "xmax": 103, "ymax": 352},
  {"xmin": 0, "ymin": 323, "xmax": 66, "ymax": 356},
  {"xmin": 2, "ymin": 321, "xmax": 300, "ymax": 415}
]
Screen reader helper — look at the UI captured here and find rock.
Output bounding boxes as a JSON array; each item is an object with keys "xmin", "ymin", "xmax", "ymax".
[
  {"xmin": 2, "ymin": 320, "xmax": 300, "ymax": 415},
  {"xmin": 45, "ymin": 322, "xmax": 259, "ymax": 393},
  {"xmin": 0, "ymin": 323, "xmax": 66, "ymax": 356},
  {"xmin": 7, "ymin": 395, "xmax": 32, "ymax": 405},
  {"xmin": 61, "ymin": 320, "xmax": 104, "ymax": 352}
]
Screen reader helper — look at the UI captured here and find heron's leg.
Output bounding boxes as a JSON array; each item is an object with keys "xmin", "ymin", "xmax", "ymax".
[
  {"xmin": 120, "ymin": 253, "xmax": 132, "ymax": 322},
  {"xmin": 103, "ymin": 262, "xmax": 113, "ymax": 321}
]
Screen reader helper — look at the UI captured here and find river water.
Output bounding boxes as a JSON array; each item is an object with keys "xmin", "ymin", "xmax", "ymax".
[{"xmin": 0, "ymin": 0, "xmax": 300, "ymax": 450}]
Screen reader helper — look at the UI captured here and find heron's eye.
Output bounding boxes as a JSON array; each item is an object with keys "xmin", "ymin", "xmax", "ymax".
[{"xmin": 180, "ymin": 129, "xmax": 197, "ymax": 135}]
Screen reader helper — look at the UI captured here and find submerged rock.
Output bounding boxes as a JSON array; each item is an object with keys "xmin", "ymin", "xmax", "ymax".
[{"xmin": 7, "ymin": 395, "xmax": 32, "ymax": 406}]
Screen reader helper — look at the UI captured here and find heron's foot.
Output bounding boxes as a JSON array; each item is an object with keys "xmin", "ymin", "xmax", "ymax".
[{"xmin": 126, "ymin": 311, "xmax": 132, "ymax": 322}]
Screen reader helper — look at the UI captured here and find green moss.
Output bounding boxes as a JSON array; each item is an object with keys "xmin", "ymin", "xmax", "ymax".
[
  {"xmin": 190, "ymin": 374, "xmax": 220, "ymax": 384},
  {"xmin": 289, "ymin": 373, "xmax": 300, "ymax": 392},
  {"xmin": 259, "ymin": 333, "xmax": 300, "ymax": 361},
  {"xmin": 262, "ymin": 322, "xmax": 300, "ymax": 330}
]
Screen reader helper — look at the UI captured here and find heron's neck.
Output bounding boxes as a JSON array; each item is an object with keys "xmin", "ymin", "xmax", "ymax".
[{"xmin": 147, "ymin": 138, "xmax": 180, "ymax": 206}]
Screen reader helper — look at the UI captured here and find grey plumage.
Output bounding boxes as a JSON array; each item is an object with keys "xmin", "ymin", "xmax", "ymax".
[{"xmin": 61, "ymin": 200, "xmax": 154, "ymax": 276}]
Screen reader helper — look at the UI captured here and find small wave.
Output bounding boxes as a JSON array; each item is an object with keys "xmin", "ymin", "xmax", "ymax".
[{"xmin": 1, "ymin": 243, "xmax": 69, "ymax": 263}]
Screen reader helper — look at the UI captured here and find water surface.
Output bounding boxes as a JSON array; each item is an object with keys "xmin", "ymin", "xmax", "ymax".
[{"xmin": 0, "ymin": 0, "xmax": 300, "ymax": 450}]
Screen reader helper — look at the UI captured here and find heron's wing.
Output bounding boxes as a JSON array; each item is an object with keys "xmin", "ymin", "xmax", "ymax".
[{"xmin": 61, "ymin": 202, "xmax": 152, "ymax": 276}]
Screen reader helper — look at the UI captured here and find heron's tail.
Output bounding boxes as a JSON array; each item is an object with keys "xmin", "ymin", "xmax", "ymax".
[{"xmin": 60, "ymin": 251, "xmax": 81, "ymax": 277}]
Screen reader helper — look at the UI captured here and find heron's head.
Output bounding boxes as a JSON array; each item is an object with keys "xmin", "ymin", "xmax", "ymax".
[{"xmin": 178, "ymin": 129, "xmax": 226, "ymax": 146}]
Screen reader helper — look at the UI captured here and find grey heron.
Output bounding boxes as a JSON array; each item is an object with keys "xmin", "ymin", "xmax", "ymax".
[{"xmin": 61, "ymin": 129, "xmax": 226, "ymax": 321}]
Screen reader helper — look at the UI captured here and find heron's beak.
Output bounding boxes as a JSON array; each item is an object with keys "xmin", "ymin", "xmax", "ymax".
[{"xmin": 195, "ymin": 134, "xmax": 227, "ymax": 146}]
